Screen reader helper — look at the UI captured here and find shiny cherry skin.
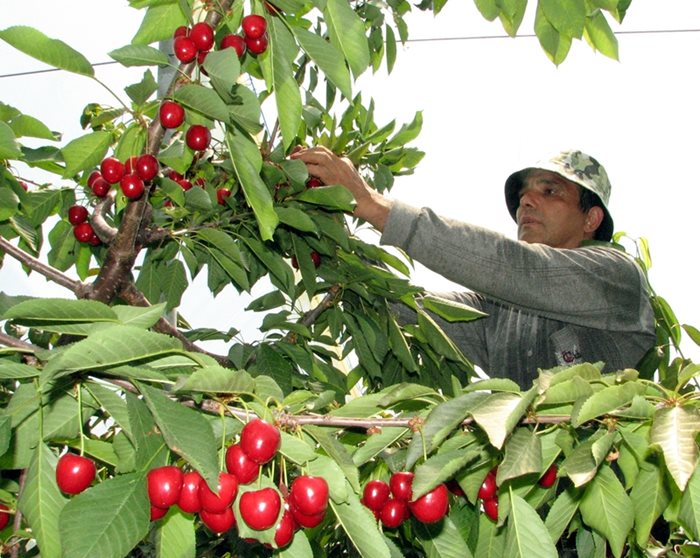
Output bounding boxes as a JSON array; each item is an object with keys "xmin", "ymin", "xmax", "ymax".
[
  {"xmin": 483, "ymin": 497, "xmax": 498, "ymax": 521},
  {"xmin": 199, "ymin": 472, "xmax": 238, "ymax": 513},
  {"xmin": 362, "ymin": 480, "xmax": 390, "ymax": 512},
  {"xmin": 245, "ymin": 34, "xmax": 268, "ymax": 55},
  {"xmin": 0, "ymin": 504, "xmax": 11, "ymax": 530},
  {"xmin": 225, "ymin": 443, "xmax": 260, "ymax": 484},
  {"xmin": 274, "ymin": 509, "xmax": 296, "ymax": 548},
  {"xmin": 100, "ymin": 157, "xmax": 125, "ymax": 184},
  {"xmin": 68, "ymin": 205, "xmax": 89, "ymax": 226},
  {"xmin": 239, "ymin": 487, "xmax": 282, "ymax": 531},
  {"xmin": 200, "ymin": 507, "xmax": 236, "ymax": 534},
  {"xmin": 150, "ymin": 505, "xmax": 168, "ymax": 521},
  {"xmin": 190, "ymin": 22, "xmax": 214, "ymax": 51},
  {"xmin": 290, "ymin": 475, "xmax": 329, "ymax": 516},
  {"xmin": 147, "ymin": 466, "xmax": 183, "ymax": 509},
  {"xmin": 174, "ymin": 36, "xmax": 197, "ymax": 63},
  {"xmin": 159, "ymin": 100, "xmax": 185, "ymax": 129},
  {"xmin": 135, "ymin": 154, "xmax": 159, "ymax": 181},
  {"xmin": 216, "ymin": 187, "xmax": 231, "ymax": 205},
  {"xmin": 185, "ymin": 125, "xmax": 211, "ymax": 151},
  {"xmin": 389, "ymin": 471, "xmax": 414, "ymax": 502},
  {"xmin": 478, "ymin": 470, "xmax": 497, "ymax": 500},
  {"xmin": 379, "ymin": 498, "xmax": 407, "ymax": 529},
  {"xmin": 220, "ymin": 34, "xmax": 246, "ymax": 58},
  {"xmin": 55, "ymin": 453, "xmax": 96, "ymax": 495},
  {"xmin": 120, "ymin": 174, "xmax": 145, "ymax": 200},
  {"xmin": 240, "ymin": 419, "xmax": 281, "ymax": 464},
  {"xmin": 538, "ymin": 464, "xmax": 558, "ymax": 488},
  {"xmin": 408, "ymin": 483, "xmax": 449, "ymax": 524},
  {"xmin": 177, "ymin": 471, "xmax": 203, "ymax": 514},
  {"xmin": 242, "ymin": 14, "xmax": 267, "ymax": 39},
  {"xmin": 91, "ymin": 177, "xmax": 111, "ymax": 197},
  {"xmin": 74, "ymin": 222, "xmax": 96, "ymax": 243}
]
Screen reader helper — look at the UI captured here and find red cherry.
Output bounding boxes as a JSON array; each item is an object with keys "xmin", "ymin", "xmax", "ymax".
[
  {"xmin": 483, "ymin": 497, "xmax": 498, "ymax": 521},
  {"xmin": 389, "ymin": 471, "xmax": 413, "ymax": 502},
  {"xmin": 306, "ymin": 177, "xmax": 323, "ymax": 188},
  {"xmin": 199, "ymin": 472, "xmax": 238, "ymax": 513},
  {"xmin": 240, "ymin": 419, "xmax": 280, "ymax": 464},
  {"xmin": 220, "ymin": 34, "xmax": 246, "ymax": 58},
  {"xmin": 178, "ymin": 471, "xmax": 203, "ymax": 514},
  {"xmin": 135, "ymin": 154, "xmax": 159, "ymax": 181},
  {"xmin": 185, "ymin": 125, "xmax": 211, "ymax": 151},
  {"xmin": 100, "ymin": 157, "xmax": 125, "ymax": 184},
  {"xmin": 173, "ymin": 25, "xmax": 189, "ymax": 39},
  {"xmin": 74, "ymin": 222, "xmax": 96, "ymax": 244},
  {"xmin": 538, "ymin": 464, "xmax": 558, "ymax": 488},
  {"xmin": 120, "ymin": 174, "xmax": 145, "ymax": 200},
  {"xmin": 0, "ymin": 504, "xmax": 10, "ymax": 530},
  {"xmin": 147, "ymin": 466, "xmax": 183, "ymax": 509},
  {"xmin": 242, "ymin": 14, "xmax": 267, "ymax": 39},
  {"xmin": 245, "ymin": 34, "xmax": 268, "ymax": 55},
  {"xmin": 88, "ymin": 231, "xmax": 101, "ymax": 247},
  {"xmin": 150, "ymin": 505, "xmax": 168, "ymax": 521},
  {"xmin": 190, "ymin": 22, "xmax": 214, "ymax": 51},
  {"xmin": 18, "ymin": 181, "xmax": 28, "ymax": 191},
  {"xmin": 379, "ymin": 499, "xmax": 407, "ymax": 529},
  {"xmin": 290, "ymin": 476, "xmax": 329, "ymax": 517},
  {"xmin": 274, "ymin": 510, "xmax": 296, "ymax": 548},
  {"xmin": 477, "ymin": 470, "xmax": 497, "ymax": 500},
  {"xmin": 159, "ymin": 100, "xmax": 185, "ymax": 129},
  {"xmin": 68, "ymin": 205, "xmax": 89, "ymax": 226},
  {"xmin": 56, "ymin": 453, "xmax": 96, "ymax": 495},
  {"xmin": 408, "ymin": 483, "xmax": 449, "ymax": 524},
  {"xmin": 87, "ymin": 170, "xmax": 102, "ymax": 188},
  {"xmin": 91, "ymin": 177, "xmax": 111, "ymax": 197},
  {"xmin": 264, "ymin": 1, "xmax": 282, "ymax": 15},
  {"xmin": 124, "ymin": 155, "xmax": 139, "ymax": 175},
  {"xmin": 200, "ymin": 507, "xmax": 236, "ymax": 533},
  {"xmin": 310, "ymin": 251, "xmax": 321, "ymax": 268},
  {"xmin": 197, "ymin": 49, "xmax": 210, "ymax": 72},
  {"xmin": 178, "ymin": 179, "xmax": 193, "ymax": 191},
  {"xmin": 362, "ymin": 480, "xmax": 390, "ymax": 512},
  {"xmin": 446, "ymin": 479, "xmax": 465, "ymax": 497},
  {"xmin": 240, "ymin": 487, "xmax": 281, "ymax": 530},
  {"xmin": 167, "ymin": 169, "xmax": 184, "ymax": 182},
  {"xmin": 216, "ymin": 187, "xmax": 231, "ymax": 205},
  {"xmin": 289, "ymin": 501, "xmax": 324, "ymax": 528},
  {"xmin": 225, "ymin": 444, "xmax": 260, "ymax": 485},
  {"xmin": 174, "ymin": 36, "xmax": 198, "ymax": 63}
]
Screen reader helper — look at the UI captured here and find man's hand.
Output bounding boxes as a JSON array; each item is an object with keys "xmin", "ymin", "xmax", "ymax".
[{"xmin": 290, "ymin": 146, "xmax": 392, "ymax": 231}]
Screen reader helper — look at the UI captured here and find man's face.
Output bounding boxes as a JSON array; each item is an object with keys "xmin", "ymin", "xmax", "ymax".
[{"xmin": 516, "ymin": 170, "xmax": 590, "ymax": 249}]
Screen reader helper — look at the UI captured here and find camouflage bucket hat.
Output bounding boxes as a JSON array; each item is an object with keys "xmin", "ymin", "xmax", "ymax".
[{"xmin": 504, "ymin": 149, "xmax": 614, "ymax": 242}]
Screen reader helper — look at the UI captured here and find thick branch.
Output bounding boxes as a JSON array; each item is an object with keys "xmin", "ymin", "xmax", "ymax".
[
  {"xmin": 282, "ymin": 284, "xmax": 342, "ymax": 344},
  {"xmin": 90, "ymin": 191, "xmax": 118, "ymax": 243},
  {"xmin": 0, "ymin": 236, "xmax": 89, "ymax": 296}
]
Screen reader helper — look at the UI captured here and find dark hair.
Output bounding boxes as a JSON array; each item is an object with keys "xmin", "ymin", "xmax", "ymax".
[{"xmin": 577, "ymin": 186, "xmax": 605, "ymax": 240}]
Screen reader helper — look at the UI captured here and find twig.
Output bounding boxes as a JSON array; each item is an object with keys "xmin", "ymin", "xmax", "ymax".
[
  {"xmin": 0, "ymin": 236, "xmax": 89, "ymax": 296},
  {"xmin": 282, "ymin": 284, "xmax": 342, "ymax": 344},
  {"xmin": 8, "ymin": 468, "xmax": 28, "ymax": 558},
  {"xmin": 90, "ymin": 191, "xmax": 118, "ymax": 243}
]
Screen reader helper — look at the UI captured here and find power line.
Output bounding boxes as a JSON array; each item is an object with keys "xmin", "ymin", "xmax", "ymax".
[{"xmin": 1, "ymin": 27, "xmax": 698, "ymax": 80}]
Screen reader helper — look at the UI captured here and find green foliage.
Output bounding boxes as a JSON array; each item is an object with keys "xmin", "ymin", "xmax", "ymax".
[{"xmin": 2, "ymin": 0, "xmax": 699, "ymax": 557}]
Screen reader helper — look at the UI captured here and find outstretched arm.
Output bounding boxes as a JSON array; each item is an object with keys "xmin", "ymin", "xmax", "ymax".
[{"xmin": 290, "ymin": 146, "xmax": 393, "ymax": 231}]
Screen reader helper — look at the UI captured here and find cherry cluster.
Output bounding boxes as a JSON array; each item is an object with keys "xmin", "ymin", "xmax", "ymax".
[
  {"xmin": 147, "ymin": 419, "xmax": 329, "ymax": 550},
  {"xmin": 86, "ymin": 154, "xmax": 159, "ymax": 202},
  {"xmin": 172, "ymin": 22, "xmax": 215, "ymax": 65},
  {"xmin": 220, "ymin": 14, "xmax": 269, "ymax": 58},
  {"xmin": 159, "ymin": 100, "xmax": 212, "ymax": 154},
  {"xmin": 0, "ymin": 504, "xmax": 11, "ymax": 530},
  {"xmin": 360, "ymin": 471, "xmax": 450, "ymax": 529}
]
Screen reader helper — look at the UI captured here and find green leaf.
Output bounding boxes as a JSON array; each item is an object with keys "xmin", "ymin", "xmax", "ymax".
[
  {"xmin": 412, "ymin": 448, "xmax": 481, "ymax": 499},
  {"xmin": 505, "ymin": 493, "xmax": 558, "ymax": 558},
  {"xmin": 108, "ymin": 44, "xmax": 169, "ymax": 66},
  {"xmin": 154, "ymin": 508, "xmax": 196, "ymax": 558},
  {"xmin": 352, "ymin": 427, "xmax": 410, "ymax": 467},
  {"xmin": 9, "ymin": 113, "xmax": 57, "ymax": 141},
  {"xmin": 544, "ymin": 485, "xmax": 581, "ymax": 542},
  {"xmin": 196, "ymin": 228, "xmax": 246, "ymax": 263},
  {"xmin": 112, "ymin": 303, "xmax": 166, "ymax": 329},
  {"xmin": 324, "ymin": 0, "xmax": 370, "ymax": 78},
  {"xmin": 579, "ymin": 465, "xmax": 634, "ymax": 558},
  {"xmin": 42, "ymin": 325, "xmax": 183, "ymax": 382},
  {"xmin": 572, "ymin": 381, "xmax": 646, "ymax": 427},
  {"xmin": 202, "ymin": 48, "xmax": 241, "ymax": 97},
  {"xmin": 275, "ymin": 206, "xmax": 318, "ymax": 233},
  {"xmin": 560, "ymin": 430, "xmax": 615, "ymax": 487},
  {"xmin": 162, "ymin": 260, "xmax": 188, "ymax": 310},
  {"xmin": 226, "ymin": 128, "xmax": 278, "ymax": 241},
  {"xmin": 131, "ymin": 3, "xmax": 187, "ymax": 45},
  {"xmin": 0, "ymin": 26, "xmax": 94, "ymax": 76},
  {"xmin": 534, "ymin": 4, "xmax": 572, "ymax": 65},
  {"xmin": 305, "ymin": 427, "xmax": 359, "ymax": 495},
  {"xmin": 228, "ymin": 85, "xmax": 264, "ymax": 135},
  {"xmin": 474, "ymin": 512, "xmax": 506, "ymax": 556},
  {"xmin": 584, "ymin": 10, "xmax": 619, "ymax": 60},
  {"xmin": 0, "ymin": 361, "xmax": 39, "ymax": 379},
  {"xmin": 422, "ymin": 294, "xmax": 487, "ymax": 322},
  {"xmin": 295, "ymin": 184, "xmax": 355, "ymax": 212},
  {"xmin": 127, "ymin": 391, "xmax": 168, "ymax": 471},
  {"xmin": 630, "ymin": 462, "xmax": 671, "ymax": 547},
  {"xmin": 470, "ymin": 392, "xmax": 528, "ymax": 449},
  {"xmin": 417, "ymin": 309, "xmax": 468, "ymax": 364},
  {"xmin": 498, "ymin": 428, "xmax": 542, "ymax": 484},
  {"xmin": 279, "ymin": 431, "xmax": 318, "ymax": 465},
  {"xmin": 61, "ymin": 131, "xmax": 112, "ymax": 178},
  {"xmin": 539, "ymin": 0, "xmax": 585, "ymax": 38},
  {"xmin": 679, "ymin": 465, "xmax": 700, "ymax": 541},
  {"xmin": 292, "ymin": 25, "xmax": 352, "ymax": 100},
  {"xmin": 269, "ymin": 18, "xmax": 302, "ymax": 150},
  {"xmin": 0, "ymin": 121, "xmax": 22, "ymax": 160},
  {"xmin": 650, "ymin": 404, "xmax": 700, "ymax": 490},
  {"xmin": 329, "ymin": 483, "xmax": 391, "ymax": 558},
  {"xmin": 174, "ymin": 84, "xmax": 230, "ymax": 122},
  {"xmin": 59, "ymin": 472, "xmax": 150, "ymax": 558},
  {"xmin": 415, "ymin": 515, "xmax": 474, "ymax": 558},
  {"xmin": 17, "ymin": 443, "xmax": 67, "ymax": 558},
  {"xmin": 173, "ymin": 366, "xmax": 255, "ymax": 394},
  {"xmin": 2, "ymin": 297, "xmax": 118, "ymax": 322},
  {"xmin": 386, "ymin": 316, "xmax": 418, "ymax": 372},
  {"xmin": 138, "ymin": 382, "xmax": 220, "ymax": 490},
  {"xmin": 405, "ymin": 392, "xmax": 486, "ymax": 469}
]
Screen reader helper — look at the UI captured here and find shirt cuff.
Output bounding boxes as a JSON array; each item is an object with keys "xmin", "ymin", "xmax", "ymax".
[{"xmin": 380, "ymin": 200, "xmax": 422, "ymax": 249}]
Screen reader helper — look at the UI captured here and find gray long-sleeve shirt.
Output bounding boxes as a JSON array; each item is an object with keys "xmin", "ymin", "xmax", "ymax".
[{"xmin": 381, "ymin": 202, "xmax": 657, "ymax": 388}]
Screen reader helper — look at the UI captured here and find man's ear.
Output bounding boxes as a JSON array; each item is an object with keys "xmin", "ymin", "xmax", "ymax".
[{"xmin": 584, "ymin": 206, "xmax": 605, "ymax": 235}]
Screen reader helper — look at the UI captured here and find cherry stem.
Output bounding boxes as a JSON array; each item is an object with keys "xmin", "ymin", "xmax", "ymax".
[
  {"xmin": 77, "ymin": 384, "xmax": 85, "ymax": 456},
  {"xmin": 219, "ymin": 404, "xmax": 227, "ymax": 471}
]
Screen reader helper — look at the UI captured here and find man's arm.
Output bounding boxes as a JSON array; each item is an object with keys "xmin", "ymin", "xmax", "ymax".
[{"xmin": 290, "ymin": 146, "xmax": 393, "ymax": 230}]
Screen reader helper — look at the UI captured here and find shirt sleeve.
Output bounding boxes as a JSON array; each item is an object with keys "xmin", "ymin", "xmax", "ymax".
[{"xmin": 380, "ymin": 201, "xmax": 652, "ymax": 332}]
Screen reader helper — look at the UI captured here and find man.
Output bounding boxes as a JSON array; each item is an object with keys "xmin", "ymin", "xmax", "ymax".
[{"xmin": 291, "ymin": 147, "xmax": 656, "ymax": 388}]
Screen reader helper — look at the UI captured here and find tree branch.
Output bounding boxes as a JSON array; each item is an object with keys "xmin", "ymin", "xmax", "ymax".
[{"xmin": 0, "ymin": 236, "xmax": 89, "ymax": 296}]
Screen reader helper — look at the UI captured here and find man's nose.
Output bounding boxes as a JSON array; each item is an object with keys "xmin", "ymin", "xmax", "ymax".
[{"xmin": 519, "ymin": 188, "xmax": 538, "ymax": 208}]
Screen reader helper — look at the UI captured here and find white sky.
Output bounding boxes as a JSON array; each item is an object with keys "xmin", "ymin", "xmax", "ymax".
[{"xmin": 2, "ymin": 1, "xmax": 700, "ymax": 361}]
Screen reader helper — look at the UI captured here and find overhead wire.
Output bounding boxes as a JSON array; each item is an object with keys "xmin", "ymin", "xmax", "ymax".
[{"xmin": 0, "ymin": 27, "xmax": 698, "ymax": 80}]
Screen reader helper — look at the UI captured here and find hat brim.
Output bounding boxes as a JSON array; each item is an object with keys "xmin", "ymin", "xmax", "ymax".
[{"xmin": 504, "ymin": 168, "xmax": 614, "ymax": 242}]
